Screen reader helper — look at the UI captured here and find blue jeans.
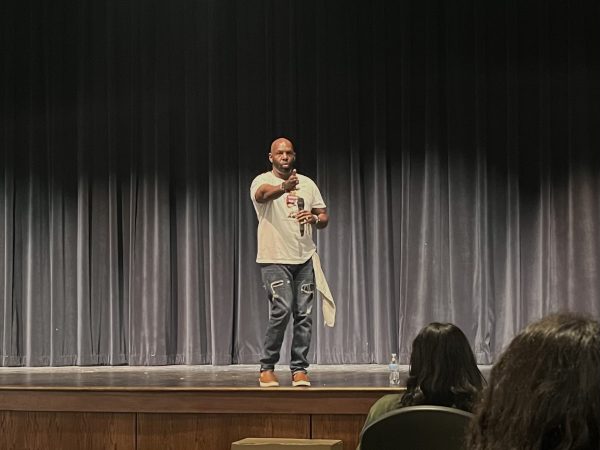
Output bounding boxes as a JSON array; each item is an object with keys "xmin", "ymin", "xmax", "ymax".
[{"xmin": 260, "ymin": 259, "xmax": 315, "ymax": 373}]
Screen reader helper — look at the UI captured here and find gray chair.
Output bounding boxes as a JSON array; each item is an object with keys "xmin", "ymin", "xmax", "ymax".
[{"xmin": 359, "ymin": 405, "xmax": 474, "ymax": 450}]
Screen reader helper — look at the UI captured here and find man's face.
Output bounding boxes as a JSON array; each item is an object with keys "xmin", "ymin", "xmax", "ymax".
[{"xmin": 269, "ymin": 141, "xmax": 296, "ymax": 173}]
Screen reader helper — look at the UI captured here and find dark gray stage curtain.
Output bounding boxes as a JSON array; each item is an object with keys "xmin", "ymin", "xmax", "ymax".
[{"xmin": 1, "ymin": 0, "xmax": 599, "ymax": 366}]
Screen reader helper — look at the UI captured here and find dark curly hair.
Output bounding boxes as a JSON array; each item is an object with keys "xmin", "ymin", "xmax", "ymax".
[
  {"xmin": 468, "ymin": 313, "xmax": 600, "ymax": 450},
  {"xmin": 400, "ymin": 322, "xmax": 485, "ymax": 412}
]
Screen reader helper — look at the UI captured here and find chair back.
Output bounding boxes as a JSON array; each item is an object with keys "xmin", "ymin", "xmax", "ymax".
[{"xmin": 359, "ymin": 405, "xmax": 473, "ymax": 450}]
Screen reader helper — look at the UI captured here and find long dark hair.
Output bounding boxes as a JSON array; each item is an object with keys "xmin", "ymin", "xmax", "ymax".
[
  {"xmin": 401, "ymin": 322, "xmax": 485, "ymax": 412},
  {"xmin": 468, "ymin": 313, "xmax": 600, "ymax": 450}
]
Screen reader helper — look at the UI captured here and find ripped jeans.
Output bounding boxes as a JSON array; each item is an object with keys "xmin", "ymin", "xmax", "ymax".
[{"xmin": 260, "ymin": 259, "xmax": 314, "ymax": 373}]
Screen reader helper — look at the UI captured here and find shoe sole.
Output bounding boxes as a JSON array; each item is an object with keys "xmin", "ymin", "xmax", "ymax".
[
  {"xmin": 259, "ymin": 380, "xmax": 279, "ymax": 387},
  {"xmin": 292, "ymin": 380, "xmax": 311, "ymax": 387}
]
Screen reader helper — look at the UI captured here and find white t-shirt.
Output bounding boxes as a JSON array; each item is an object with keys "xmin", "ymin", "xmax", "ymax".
[{"xmin": 250, "ymin": 171, "xmax": 326, "ymax": 264}]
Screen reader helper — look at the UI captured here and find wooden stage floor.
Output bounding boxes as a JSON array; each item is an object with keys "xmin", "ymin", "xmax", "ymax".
[
  {"xmin": 0, "ymin": 363, "xmax": 409, "ymax": 389},
  {"xmin": 0, "ymin": 364, "xmax": 405, "ymax": 450},
  {"xmin": 0, "ymin": 365, "xmax": 490, "ymax": 449}
]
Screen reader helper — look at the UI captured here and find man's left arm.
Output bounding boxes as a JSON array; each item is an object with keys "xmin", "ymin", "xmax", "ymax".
[
  {"xmin": 311, "ymin": 208, "xmax": 328, "ymax": 229},
  {"xmin": 295, "ymin": 207, "xmax": 328, "ymax": 230}
]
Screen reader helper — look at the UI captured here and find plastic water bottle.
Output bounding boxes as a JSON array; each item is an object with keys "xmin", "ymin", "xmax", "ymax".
[{"xmin": 389, "ymin": 353, "xmax": 400, "ymax": 386}]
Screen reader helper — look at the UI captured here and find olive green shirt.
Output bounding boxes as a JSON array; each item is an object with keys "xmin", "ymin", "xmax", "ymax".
[{"xmin": 357, "ymin": 394, "xmax": 404, "ymax": 450}]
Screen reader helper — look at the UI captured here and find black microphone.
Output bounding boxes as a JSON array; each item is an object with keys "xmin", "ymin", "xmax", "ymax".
[{"xmin": 297, "ymin": 197, "xmax": 305, "ymax": 236}]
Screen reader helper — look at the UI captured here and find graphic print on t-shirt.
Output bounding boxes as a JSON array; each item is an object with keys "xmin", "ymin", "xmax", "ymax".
[{"xmin": 285, "ymin": 190, "xmax": 301, "ymax": 219}]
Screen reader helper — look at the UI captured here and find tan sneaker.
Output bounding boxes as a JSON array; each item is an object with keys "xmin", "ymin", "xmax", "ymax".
[
  {"xmin": 292, "ymin": 371, "xmax": 311, "ymax": 387},
  {"xmin": 259, "ymin": 370, "xmax": 279, "ymax": 387}
]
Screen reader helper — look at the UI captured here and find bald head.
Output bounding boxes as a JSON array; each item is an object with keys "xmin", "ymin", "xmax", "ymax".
[{"xmin": 270, "ymin": 137, "xmax": 294, "ymax": 153}]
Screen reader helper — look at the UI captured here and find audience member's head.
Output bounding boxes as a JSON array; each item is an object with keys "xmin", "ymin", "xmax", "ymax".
[
  {"xmin": 401, "ymin": 322, "xmax": 485, "ymax": 411},
  {"xmin": 468, "ymin": 313, "xmax": 600, "ymax": 450}
]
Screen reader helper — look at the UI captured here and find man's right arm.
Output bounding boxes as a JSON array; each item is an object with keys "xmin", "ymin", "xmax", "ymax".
[
  {"xmin": 254, "ymin": 183, "xmax": 286, "ymax": 203},
  {"xmin": 254, "ymin": 173, "xmax": 299, "ymax": 203}
]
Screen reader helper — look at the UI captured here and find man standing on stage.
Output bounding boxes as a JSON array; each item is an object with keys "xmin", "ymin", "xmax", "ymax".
[{"xmin": 250, "ymin": 137, "xmax": 330, "ymax": 387}]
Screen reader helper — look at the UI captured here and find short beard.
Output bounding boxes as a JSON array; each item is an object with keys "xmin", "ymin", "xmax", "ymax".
[{"xmin": 274, "ymin": 164, "xmax": 294, "ymax": 176}]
